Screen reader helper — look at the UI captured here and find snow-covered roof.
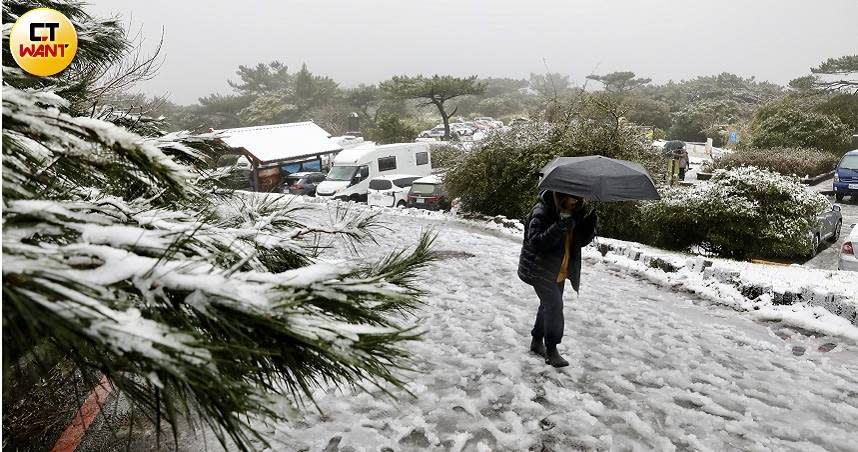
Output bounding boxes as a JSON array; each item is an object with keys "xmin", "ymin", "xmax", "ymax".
[
  {"xmin": 218, "ymin": 122, "xmax": 342, "ymax": 165},
  {"xmin": 332, "ymin": 141, "xmax": 377, "ymax": 165}
]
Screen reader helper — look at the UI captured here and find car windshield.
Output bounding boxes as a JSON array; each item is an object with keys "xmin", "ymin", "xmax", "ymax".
[
  {"xmin": 411, "ymin": 183, "xmax": 438, "ymax": 194},
  {"xmin": 840, "ymin": 155, "xmax": 858, "ymax": 170},
  {"xmin": 326, "ymin": 166, "xmax": 357, "ymax": 181},
  {"xmin": 369, "ymin": 179, "xmax": 392, "ymax": 190}
]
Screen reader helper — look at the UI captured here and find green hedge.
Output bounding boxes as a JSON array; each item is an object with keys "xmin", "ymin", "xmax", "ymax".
[
  {"xmin": 706, "ymin": 147, "xmax": 839, "ymax": 178},
  {"xmin": 748, "ymin": 105, "xmax": 851, "ymax": 152}
]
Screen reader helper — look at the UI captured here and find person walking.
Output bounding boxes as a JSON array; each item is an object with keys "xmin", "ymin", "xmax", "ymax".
[
  {"xmin": 677, "ymin": 147, "xmax": 689, "ymax": 181},
  {"xmin": 518, "ymin": 191, "xmax": 597, "ymax": 367}
]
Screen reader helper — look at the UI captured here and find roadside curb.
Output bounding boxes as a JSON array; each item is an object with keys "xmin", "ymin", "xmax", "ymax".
[{"xmin": 593, "ymin": 241, "xmax": 858, "ymax": 327}]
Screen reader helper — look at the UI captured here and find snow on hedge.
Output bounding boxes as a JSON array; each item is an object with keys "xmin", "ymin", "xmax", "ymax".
[{"xmin": 639, "ymin": 166, "xmax": 830, "ymax": 259}]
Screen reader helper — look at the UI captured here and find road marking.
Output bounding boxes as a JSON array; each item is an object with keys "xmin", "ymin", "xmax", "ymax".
[{"xmin": 51, "ymin": 374, "xmax": 114, "ymax": 452}]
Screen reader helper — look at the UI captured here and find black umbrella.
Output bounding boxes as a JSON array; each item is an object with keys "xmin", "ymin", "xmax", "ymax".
[
  {"xmin": 663, "ymin": 140, "xmax": 686, "ymax": 151},
  {"xmin": 538, "ymin": 155, "xmax": 661, "ymax": 201}
]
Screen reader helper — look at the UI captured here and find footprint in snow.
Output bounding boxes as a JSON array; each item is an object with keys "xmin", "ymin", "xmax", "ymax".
[{"xmin": 817, "ymin": 342, "xmax": 837, "ymax": 352}]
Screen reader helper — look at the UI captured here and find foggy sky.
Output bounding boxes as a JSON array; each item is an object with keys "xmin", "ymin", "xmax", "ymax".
[{"xmin": 86, "ymin": 0, "xmax": 858, "ymax": 105}]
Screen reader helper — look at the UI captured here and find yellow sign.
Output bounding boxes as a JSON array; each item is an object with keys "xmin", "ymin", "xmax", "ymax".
[{"xmin": 9, "ymin": 8, "xmax": 78, "ymax": 76}]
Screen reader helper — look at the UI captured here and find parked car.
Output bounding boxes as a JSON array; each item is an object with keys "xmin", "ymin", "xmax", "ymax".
[
  {"xmin": 838, "ymin": 224, "xmax": 858, "ymax": 271},
  {"xmin": 463, "ymin": 121, "xmax": 491, "ymax": 132},
  {"xmin": 367, "ymin": 174, "xmax": 422, "ymax": 208},
  {"xmin": 808, "ymin": 203, "xmax": 842, "ymax": 258},
  {"xmin": 833, "ymin": 149, "xmax": 858, "ymax": 202},
  {"xmin": 418, "ymin": 124, "xmax": 474, "ymax": 139},
  {"xmin": 474, "ymin": 116, "xmax": 503, "ymax": 128},
  {"xmin": 417, "ymin": 126, "xmax": 447, "ymax": 139},
  {"xmin": 474, "ymin": 117, "xmax": 503, "ymax": 128},
  {"xmin": 283, "ymin": 171, "xmax": 326, "ymax": 196},
  {"xmin": 406, "ymin": 175, "xmax": 450, "ymax": 210},
  {"xmin": 449, "ymin": 122, "xmax": 476, "ymax": 136}
]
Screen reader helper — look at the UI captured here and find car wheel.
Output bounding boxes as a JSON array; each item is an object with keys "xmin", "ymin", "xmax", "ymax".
[
  {"xmin": 397, "ymin": 200, "xmax": 406, "ymax": 208},
  {"xmin": 836, "ymin": 193, "xmax": 844, "ymax": 202}
]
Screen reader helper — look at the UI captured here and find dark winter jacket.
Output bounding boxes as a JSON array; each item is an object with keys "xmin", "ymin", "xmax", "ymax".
[{"xmin": 518, "ymin": 191, "xmax": 598, "ymax": 292}]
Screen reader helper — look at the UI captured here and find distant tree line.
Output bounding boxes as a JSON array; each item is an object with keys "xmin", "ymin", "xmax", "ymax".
[{"xmin": 130, "ymin": 56, "xmax": 857, "ymax": 150}]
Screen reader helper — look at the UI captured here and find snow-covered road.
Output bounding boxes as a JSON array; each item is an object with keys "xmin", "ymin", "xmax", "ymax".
[{"xmin": 264, "ymin": 203, "xmax": 858, "ymax": 452}]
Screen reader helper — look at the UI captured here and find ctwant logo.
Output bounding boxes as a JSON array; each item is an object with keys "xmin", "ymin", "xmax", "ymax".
[{"xmin": 10, "ymin": 8, "xmax": 78, "ymax": 76}]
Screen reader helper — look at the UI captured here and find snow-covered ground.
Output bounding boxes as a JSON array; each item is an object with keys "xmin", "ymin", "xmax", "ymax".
[
  {"xmin": 249, "ymin": 199, "xmax": 858, "ymax": 452},
  {"xmin": 343, "ymin": 201, "xmax": 858, "ymax": 335}
]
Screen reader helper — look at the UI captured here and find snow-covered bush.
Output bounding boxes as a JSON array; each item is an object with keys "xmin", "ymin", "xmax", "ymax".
[
  {"xmin": 639, "ymin": 167, "xmax": 829, "ymax": 259},
  {"xmin": 2, "ymin": 1, "xmax": 433, "ymax": 449},
  {"xmin": 444, "ymin": 95, "xmax": 664, "ymax": 220},
  {"xmin": 749, "ymin": 107, "xmax": 851, "ymax": 152},
  {"xmin": 706, "ymin": 147, "xmax": 839, "ymax": 178}
]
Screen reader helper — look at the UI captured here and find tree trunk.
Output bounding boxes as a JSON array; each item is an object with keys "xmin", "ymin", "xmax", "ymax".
[{"xmin": 433, "ymin": 99, "xmax": 451, "ymax": 140}]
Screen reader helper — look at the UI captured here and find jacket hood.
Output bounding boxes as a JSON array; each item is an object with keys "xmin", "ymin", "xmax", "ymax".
[{"xmin": 539, "ymin": 190, "xmax": 556, "ymax": 213}]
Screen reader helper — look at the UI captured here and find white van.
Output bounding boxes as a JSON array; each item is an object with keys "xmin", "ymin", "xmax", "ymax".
[{"xmin": 316, "ymin": 142, "xmax": 433, "ymax": 201}]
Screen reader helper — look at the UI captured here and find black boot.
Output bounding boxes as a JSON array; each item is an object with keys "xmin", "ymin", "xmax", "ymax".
[
  {"xmin": 530, "ymin": 337, "xmax": 546, "ymax": 357},
  {"xmin": 545, "ymin": 345, "xmax": 569, "ymax": 368}
]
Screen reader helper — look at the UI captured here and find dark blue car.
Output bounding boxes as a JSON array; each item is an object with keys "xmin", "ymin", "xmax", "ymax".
[{"xmin": 834, "ymin": 149, "xmax": 858, "ymax": 202}]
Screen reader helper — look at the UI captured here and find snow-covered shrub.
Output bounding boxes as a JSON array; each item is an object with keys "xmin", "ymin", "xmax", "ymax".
[
  {"xmin": 706, "ymin": 147, "xmax": 839, "ymax": 178},
  {"xmin": 429, "ymin": 143, "xmax": 468, "ymax": 170},
  {"xmin": 749, "ymin": 107, "xmax": 851, "ymax": 152},
  {"xmin": 444, "ymin": 121, "xmax": 560, "ymax": 219},
  {"xmin": 639, "ymin": 167, "xmax": 829, "ymax": 259},
  {"xmin": 445, "ymin": 95, "xmax": 664, "ymax": 220}
]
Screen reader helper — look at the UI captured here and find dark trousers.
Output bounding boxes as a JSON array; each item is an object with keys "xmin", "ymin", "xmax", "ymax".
[
  {"xmin": 531, "ymin": 281, "xmax": 565, "ymax": 346},
  {"xmin": 678, "ymin": 168, "xmax": 686, "ymax": 180}
]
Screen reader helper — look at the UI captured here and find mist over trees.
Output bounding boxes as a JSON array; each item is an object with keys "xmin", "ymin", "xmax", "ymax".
[{"xmin": 145, "ymin": 55, "xmax": 855, "ymax": 150}]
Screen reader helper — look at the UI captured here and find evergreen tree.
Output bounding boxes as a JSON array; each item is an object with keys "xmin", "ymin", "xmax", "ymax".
[
  {"xmin": 381, "ymin": 74, "xmax": 486, "ymax": 139},
  {"xmin": 238, "ymin": 63, "xmax": 342, "ymax": 126},
  {"xmin": 810, "ymin": 55, "xmax": 858, "ymax": 93},
  {"xmin": 586, "ymin": 71, "xmax": 651, "ymax": 93},
  {"xmin": 2, "ymin": 1, "xmax": 434, "ymax": 449}
]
